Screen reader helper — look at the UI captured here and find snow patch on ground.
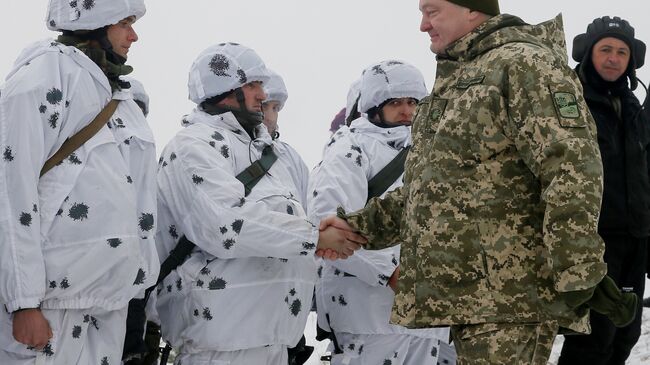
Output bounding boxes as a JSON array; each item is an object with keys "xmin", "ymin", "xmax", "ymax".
[{"xmin": 304, "ymin": 312, "xmax": 331, "ymax": 365}]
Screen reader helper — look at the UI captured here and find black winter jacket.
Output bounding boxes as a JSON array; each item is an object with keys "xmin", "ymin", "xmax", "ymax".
[{"xmin": 578, "ymin": 64, "xmax": 650, "ymax": 238}]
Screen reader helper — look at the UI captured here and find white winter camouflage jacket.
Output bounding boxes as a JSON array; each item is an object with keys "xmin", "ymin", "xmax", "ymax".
[
  {"xmin": 155, "ymin": 110, "xmax": 318, "ymax": 352},
  {"xmin": 0, "ymin": 39, "xmax": 159, "ymax": 313}
]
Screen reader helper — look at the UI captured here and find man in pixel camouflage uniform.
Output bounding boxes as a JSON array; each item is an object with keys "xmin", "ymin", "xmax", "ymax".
[{"xmin": 319, "ymin": 0, "xmax": 638, "ymax": 364}]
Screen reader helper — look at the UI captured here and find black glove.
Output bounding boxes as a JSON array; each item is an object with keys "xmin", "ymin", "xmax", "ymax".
[{"xmin": 588, "ymin": 275, "xmax": 638, "ymax": 328}]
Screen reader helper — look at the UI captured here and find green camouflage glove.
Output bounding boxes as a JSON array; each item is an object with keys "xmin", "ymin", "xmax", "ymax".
[{"xmin": 588, "ymin": 275, "xmax": 638, "ymax": 328}]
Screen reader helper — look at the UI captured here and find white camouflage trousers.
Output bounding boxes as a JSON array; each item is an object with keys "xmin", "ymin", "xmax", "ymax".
[
  {"xmin": 174, "ymin": 344, "xmax": 288, "ymax": 365},
  {"xmin": 0, "ymin": 307, "xmax": 128, "ymax": 365},
  {"xmin": 330, "ymin": 332, "xmax": 444, "ymax": 365}
]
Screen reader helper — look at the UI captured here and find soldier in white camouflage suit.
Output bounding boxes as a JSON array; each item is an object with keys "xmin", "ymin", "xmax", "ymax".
[
  {"xmin": 319, "ymin": 0, "xmax": 639, "ymax": 364},
  {"xmin": 154, "ymin": 43, "xmax": 362, "ymax": 365},
  {"xmin": 309, "ymin": 60, "xmax": 450, "ymax": 365},
  {"xmin": 0, "ymin": 1, "xmax": 159, "ymax": 364}
]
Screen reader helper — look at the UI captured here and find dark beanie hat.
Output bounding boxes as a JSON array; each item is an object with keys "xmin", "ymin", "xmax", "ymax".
[
  {"xmin": 573, "ymin": 16, "xmax": 646, "ymax": 90},
  {"xmin": 446, "ymin": 0, "xmax": 500, "ymax": 16}
]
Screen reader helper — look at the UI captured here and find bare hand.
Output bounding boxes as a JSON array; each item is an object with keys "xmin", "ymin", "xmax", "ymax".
[
  {"xmin": 315, "ymin": 248, "xmax": 340, "ymax": 260},
  {"xmin": 319, "ymin": 216, "xmax": 367, "ymax": 245},
  {"xmin": 317, "ymin": 226, "xmax": 365, "ymax": 259},
  {"xmin": 12, "ymin": 309, "xmax": 52, "ymax": 351},
  {"xmin": 388, "ymin": 266, "xmax": 400, "ymax": 291}
]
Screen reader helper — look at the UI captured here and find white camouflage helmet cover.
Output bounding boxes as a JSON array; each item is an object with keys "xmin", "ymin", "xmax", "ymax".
[
  {"xmin": 46, "ymin": 0, "xmax": 146, "ymax": 31},
  {"xmin": 358, "ymin": 60, "xmax": 427, "ymax": 114},
  {"xmin": 263, "ymin": 69, "xmax": 288, "ymax": 111},
  {"xmin": 344, "ymin": 77, "xmax": 362, "ymax": 121},
  {"xmin": 188, "ymin": 42, "xmax": 270, "ymax": 105},
  {"xmin": 122, "ymin": 76, "xmax": 149, "ymax": 116}
]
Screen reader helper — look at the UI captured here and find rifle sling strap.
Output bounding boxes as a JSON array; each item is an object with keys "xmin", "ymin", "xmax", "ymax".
[
  {"xmin": 235, "ymin": 145, "xmax": 278, "ymax": 196},
  {"xmin": 148, "ymin": 144, "xmax": 279, "ymax": 301},
  {"xmin": 40, "ymin": 100, "xmax": 120, "ymax": 177},
  {"xmin": 366, "ymin": 146, "xmax": 410, "ymax": 203}
]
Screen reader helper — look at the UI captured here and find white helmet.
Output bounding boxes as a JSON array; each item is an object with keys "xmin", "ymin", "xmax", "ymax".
[
  {"xmin": 188, "ymin": 43, "xmax": 270, "ymax": 105},
  {"xmin": 263, "ymin": 69, "xmax": 288, "ymax": 111},
  {"xmin": 122, "ymin": 77, "xmax": 149, "ymax": 116},
  {"xmin": 358, "ymin": 60, "xmax": 427, "ymax": 114},
  {"xmin": 344, "ymin": 77, "xmax": 362, "ymax": 122},
  {"xmin": 46, "ymin": 0, "xmax": 146, "ymax": 31}
]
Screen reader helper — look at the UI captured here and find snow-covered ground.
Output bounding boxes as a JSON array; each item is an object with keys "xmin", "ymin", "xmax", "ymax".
[{"xmin": 304, "ymin": 312, "xmax": 330, "ymax": 365}]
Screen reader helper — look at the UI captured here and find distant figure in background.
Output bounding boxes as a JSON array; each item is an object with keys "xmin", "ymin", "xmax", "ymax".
[
  {"xmin": 261, "ymin": 69, "xmax": 314, "ymax": 364},
  {"xmin": 329, "ymin": 108, "xmax": 346, "ymax": 135},
  {"xmin": 262, "ymin": 69, "xmax": 310, "ymax": 207},
  {"xmin": 344, "ymin": 78, "xmax": 362, "ymax": 126},
  {"xmin": 119, "ymin": 76, "xmax": 163, "ymax": 365},
  {"xmin": 558, "ymin": 16, "xmax": 650, "ymax": 365}
]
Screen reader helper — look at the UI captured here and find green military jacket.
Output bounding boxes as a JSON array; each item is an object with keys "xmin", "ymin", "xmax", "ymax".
[{"xmin": 345, "ymin": 14, "xmax": 606, "ymax": 334}]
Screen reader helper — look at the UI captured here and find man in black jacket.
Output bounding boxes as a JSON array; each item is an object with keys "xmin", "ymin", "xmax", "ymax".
[{"xmin": 559, "ymin": 16, "xmax": 649, "ymax": 365}]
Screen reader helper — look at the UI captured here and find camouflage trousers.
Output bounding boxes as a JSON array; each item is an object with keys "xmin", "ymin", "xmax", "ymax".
[{"xmin": 451, "ymin": 321, "xmax": 559, "ymax": 365}]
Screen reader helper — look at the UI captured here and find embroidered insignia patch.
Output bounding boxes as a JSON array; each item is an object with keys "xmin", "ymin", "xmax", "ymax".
[
  {"xmin": 455, "ymin": 75, "xmax": 485, "ymax": 89},
  {"xmin": 553, "ymin": 92, "xmax": 580, "ymax": 119},
  {"xmin": 429, "ymin": 99, "xmax": 448, "ymax": 122}
]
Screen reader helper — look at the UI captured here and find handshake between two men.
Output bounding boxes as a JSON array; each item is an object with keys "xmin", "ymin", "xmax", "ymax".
[{"xmin": 315, "ymin": 215, "xmax": 366, "ymax": 260}]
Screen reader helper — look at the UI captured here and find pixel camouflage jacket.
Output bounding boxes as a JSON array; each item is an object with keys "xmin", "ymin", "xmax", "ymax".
[{"xmin": 345, "ymin": 14, "xmax": 606, "ymax": 334}]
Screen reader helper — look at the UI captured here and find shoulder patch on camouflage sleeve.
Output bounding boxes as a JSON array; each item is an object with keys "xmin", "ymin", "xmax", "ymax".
[
  {"xmin": 429, "ymin": 99, "xmax": 448, "ymax": 123},
  {"xmin": 552, "ymin": 92, "xmax": 581, "ymax": 119}
]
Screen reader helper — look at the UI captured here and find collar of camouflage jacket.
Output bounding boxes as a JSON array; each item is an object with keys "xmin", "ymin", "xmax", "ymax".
[{"xmin": 442, "ymin": 13, "xmax": 568, "ymax": 64}]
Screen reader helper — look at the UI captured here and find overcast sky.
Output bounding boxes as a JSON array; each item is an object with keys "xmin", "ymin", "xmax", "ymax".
[{"xmin": 2, "ymin": 0, "xmax": 650, "ymax": 168}]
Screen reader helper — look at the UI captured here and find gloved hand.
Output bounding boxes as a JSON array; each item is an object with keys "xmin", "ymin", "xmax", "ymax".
[
  {"xmin": 562, "ymin": 275, "xmax": 638, "ymax": 328},
  {"xmin": 588, "ymin": 275, "xmax": 638, "ymax": 328},
  {"xmin": 562, "ymin": 286, "xmax": 596, "ymax": 309}
]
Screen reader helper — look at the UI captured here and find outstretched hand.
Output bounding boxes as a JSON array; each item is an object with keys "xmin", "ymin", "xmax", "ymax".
[{"xmin": 316, "ymin": 216, "xmax": 367, "ymax": 260}]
